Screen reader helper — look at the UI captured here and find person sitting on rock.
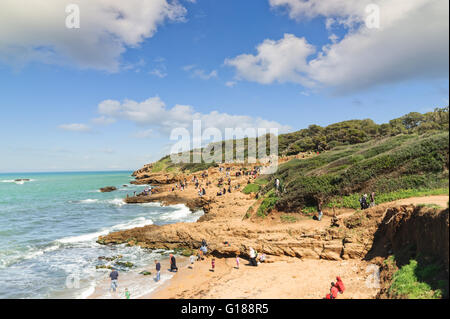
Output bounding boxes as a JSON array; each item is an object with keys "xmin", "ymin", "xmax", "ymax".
[{"xmin": 259, "ymin": 253, "xmax": 266, "ymax": 263}]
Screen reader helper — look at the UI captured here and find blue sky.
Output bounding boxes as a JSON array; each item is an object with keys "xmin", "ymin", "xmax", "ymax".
[{"xmin": 0, "ymin": 0, "xmax": 448, "ymax": 172}]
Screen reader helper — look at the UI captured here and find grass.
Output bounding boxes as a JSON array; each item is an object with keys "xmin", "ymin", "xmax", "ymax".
[
  {"xmin": 242, "ymin": 183, "xmax": 261, "ymax": 194},
  {"xmin": 326, "ymin": 188, "xmax": 449, "ymax": 210},
  {"xmin": 254, "ymin": 178, "xmax": 269, "ymax": 186},
  {"xmin": 389, "ymin": 259, "xmax": 445, "ymax": 299},
  {"xmin": 280, "ymin": 214, "xmax": 298, "ymax": 223}
]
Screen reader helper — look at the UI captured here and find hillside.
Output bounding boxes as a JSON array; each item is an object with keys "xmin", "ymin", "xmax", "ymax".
[
  {"xmin": 258, "ymin": 131, "xmax": 449, "ymax": 214},
  {"xmin": 138, "ymin": 107, "xmax": 449, "ymax": 176}
]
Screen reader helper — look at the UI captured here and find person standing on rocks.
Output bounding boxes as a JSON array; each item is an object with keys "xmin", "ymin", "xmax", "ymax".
[{"xmin": 109, "ymin": 268, "xmax": 119, "ymax": 293}]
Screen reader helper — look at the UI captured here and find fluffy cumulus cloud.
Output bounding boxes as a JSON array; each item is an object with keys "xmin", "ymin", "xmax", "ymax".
[
  {"xmin": 227, "ymin": 0, "xmax": 449, "ymax": 93},
  {"xmin": 96, "ymin": 96, "xmax": 291, "ymax": 136},
  {"xmin": 225, "ymin": 34, "xmax": 315, "ymax": 85},
  {"xmin": 0, "ymin": 0, "xmax": 187, "ymax": 71}
]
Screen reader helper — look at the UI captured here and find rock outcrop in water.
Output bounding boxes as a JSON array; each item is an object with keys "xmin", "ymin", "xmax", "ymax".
[{"xmin": 100, "ymin": 186, "xmax": 117, "ymax": 192}]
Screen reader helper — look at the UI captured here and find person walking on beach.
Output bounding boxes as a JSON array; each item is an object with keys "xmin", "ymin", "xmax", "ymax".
[
  {"xmin": 190, "ymin": 254, "xmax": 196, "ymax": 269},
  {"xmin": 236, "ymin": 254, "xmax": 240, "ymax": 269},
  {"xmin": 169, "ymin": 254, "xmax": 178, "ymax": 272},
  {"xmin": 124, "ymin": 288, "xmax": 130, "ymax": 299},
  {"xmin": 109, "ymin": 268, "xmax": 119, "ymax": 293},
  {"xmin": 211, "ymin": 258, "xmax": 215, "ymax": 272},
  {"xmin": 155, "ymin": 260, "xmax": 161, "ymax": 282}
]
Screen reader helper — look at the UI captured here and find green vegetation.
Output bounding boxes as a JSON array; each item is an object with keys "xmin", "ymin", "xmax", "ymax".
[
  {"xmin": 389, "ymin": 259, "xmax": 446, "ymax": 299},
  {"xmin": 173, "ymin": 247, "xmax": 195, "ymax": 257},
  {"xmin": 242, "ymin": 183, "xmax": 261, "ymax": 194},
  {"xmin": 147, "ymin": 107, "xmax": 449, "ymax": 174},
  {"xmin": 257, "ymin": 191, "xmax": 279, "ymax": 217},
  {"xmin": 327, "ymin": 188, "xmax": 449, "ymax": 209},
  {"xmin": 264, "ymin": 131, "xmax": 449, "ymax": 212},
  {"xmin": 254, "ymin": 178, "xmax": 269, "ymax": 186},
  {"xmin": 280, "ymin": 214, "xmax": 298, "ymax": 223},
  {"xmin": 278, "ymin": 107, "xmax": 449, "ymax": 155}
]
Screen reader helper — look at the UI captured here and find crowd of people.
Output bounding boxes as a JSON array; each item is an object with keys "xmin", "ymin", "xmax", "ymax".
[
  {"xmin": 164, "ymin": 165, "xmax": 262, "ymax": 198},
  {"xmin": 108, "ymin": 239, "xmax": 346, "ymax": 299},
  {"xmin": 359, "ymin": 192, "xmax": 376, "ymax": 209}
]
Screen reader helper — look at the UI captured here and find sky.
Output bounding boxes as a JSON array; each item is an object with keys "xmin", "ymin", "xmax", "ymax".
[{"xmin": 0, "ymin": 0, "xmax": 448, "ymax": 173}]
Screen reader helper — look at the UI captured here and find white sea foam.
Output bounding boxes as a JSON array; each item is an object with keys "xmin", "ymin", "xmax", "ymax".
[
  {"xmin": 56, "ymin": 217, "xmax": 153, "ymax": 244},
  {"xmin": 159, "ymin": 204, "xmax": 203, "ymax": 222},
  {"xmin": 74, "ymin": 198, "xmax": 125, "ymax": 206},
  {"xmin": 0, "ymin": 243, "xmax": 62, "ymax": 268},
  {"xmin": 77, "ymin": 282, "xmax": 97, "ymax": 299},
  {"xmin": 0, "ymin": 179, "xmax": 35, "ymax": 184},
  {"xmin": 104, "ymin": 198, "xmax": 126, "ymax": 206},
  {"xmin": 78, "ymin": 199, "xmax": 99, "ymax": 204}
]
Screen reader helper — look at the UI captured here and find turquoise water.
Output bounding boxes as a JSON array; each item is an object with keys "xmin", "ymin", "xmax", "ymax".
[{"xmin": 0, "ymin": 171, "xmax": 202, "ymax": 299}]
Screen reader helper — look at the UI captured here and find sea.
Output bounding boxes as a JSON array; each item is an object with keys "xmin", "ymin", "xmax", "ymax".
[{"xmin": 0, "ymin": 171, "xmax": 203, "ymax": 299}]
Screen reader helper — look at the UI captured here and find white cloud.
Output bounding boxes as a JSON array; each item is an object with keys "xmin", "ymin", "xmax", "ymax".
[
  {"xmin": 225, "ymin": 81, "xmax": 237, "ymax": 87},
  {"xmin": 150, "ymin": 57, "xmax": 168, "ymax": 78},
  {"xmin": 183, "ymin": 65, "xmax": 218, "ymax": 80},
  {"xmin": 96, "ymin": 96, "xmax": 291, "ymax": 135},
  {"xmin": 269, "ymin": 0, "xmax": 367, "ymax": 21},
  {"xmin": 91, "ymin": 116, "xmax": 116, "ymax": 125},
  {"xmin": 0, "ymin": 0, "xmax": 187, "ymax": 71},
  {"xmin": 227, "ymin": 0, "xmax": 449, "ymax": 93},
  {"xmin": 58, "ymin": 123, "xmax": 91, "ymax": 132},
  {"xmin": 225, "ymin": 34, "xmax": 315, "ymax": 85},
  {"xmin": 150, "ymin": 68, "xmax": 168, "ymax": 78}
]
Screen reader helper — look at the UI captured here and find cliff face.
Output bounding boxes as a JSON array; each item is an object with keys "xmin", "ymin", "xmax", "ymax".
[
  {"xmin": 98, "ymin": 203, "xmax": 449, "ymax": 266},
  {"xmin": 367, "ymin": 206, "xmax": 449, "ymax": 270}
]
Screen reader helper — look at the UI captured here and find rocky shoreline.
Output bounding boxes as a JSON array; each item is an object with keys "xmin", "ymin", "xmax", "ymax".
[{"xmin": 98, "ymin": 164, "xmax": 449, "ymax": 267}]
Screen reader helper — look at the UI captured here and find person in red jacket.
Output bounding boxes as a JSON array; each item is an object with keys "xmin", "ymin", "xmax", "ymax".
[
  {"xmin": 326, "ymin": 282, "xmax": 339, "ymax": 299},
  {"xmin": 335, "ymin": 276, "xmax": 345, "ymax": 294}
]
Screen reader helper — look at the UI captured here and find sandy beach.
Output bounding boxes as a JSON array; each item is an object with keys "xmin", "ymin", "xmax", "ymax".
[{"xmin": 144, "ymin": 256, "xmax": 379, "ymax": 299}]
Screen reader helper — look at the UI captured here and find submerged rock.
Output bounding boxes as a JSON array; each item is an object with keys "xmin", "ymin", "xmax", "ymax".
[
  {"xmin": 100, "ymin": 186, "xmax": 117, "ymax": 192},
  {"xmin": 115, "ymin": 261, "xmax": 134, "ymax": 268}
]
